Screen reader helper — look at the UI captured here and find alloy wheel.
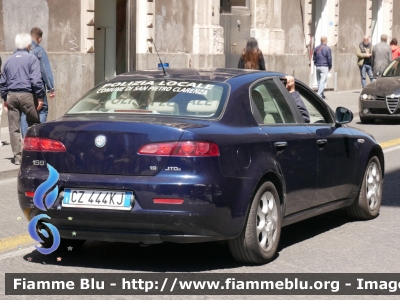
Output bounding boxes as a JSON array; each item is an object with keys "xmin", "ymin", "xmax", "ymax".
[
  {"xmin": 256, "ymin": 191, "xmax": 278, "ymax": 251},
  {"xmin": 366, "ymin": 161, "xmax": 381, "ymax": 211}
]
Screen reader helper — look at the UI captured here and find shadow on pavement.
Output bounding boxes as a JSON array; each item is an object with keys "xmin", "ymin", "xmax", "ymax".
[
  {"xmin": 380, "ymin": 166, "xmax": 400, "ymax": 207},
  {"xmin": 21, "ymin": 211, "xmax": 352, "ymax": 272}
]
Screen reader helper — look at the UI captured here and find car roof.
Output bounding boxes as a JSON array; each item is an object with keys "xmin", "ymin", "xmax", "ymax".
[{"xmin": 110, "ymin": 68, "xmax": 286, "ymax": 83}]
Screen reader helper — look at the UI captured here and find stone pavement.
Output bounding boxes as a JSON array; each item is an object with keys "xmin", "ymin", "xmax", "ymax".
[
  {"xmin": 324, "ymin": 90, "xmax": 361, "ymax": 117},
  {"xmin": 0, "ymin": 127, "xmax": 19, "ymax": 180}
]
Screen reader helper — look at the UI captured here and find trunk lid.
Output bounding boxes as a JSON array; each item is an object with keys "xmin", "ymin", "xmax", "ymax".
[{"xmin": 33, "ymin": 118, "xmax": 189, "ymax": 176}]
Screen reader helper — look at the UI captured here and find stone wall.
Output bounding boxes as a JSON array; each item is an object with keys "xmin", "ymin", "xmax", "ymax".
[
  {"xmin": 135, "ymin": 53, "xmax": 225, "ymax": 70},
  {"xmin": 1, "ymin": 53, "xmax": 94, "ymax": 127},
  {"xmin": 281, "ymin": 0, "xmax": 307, "ymax": 55},
  {"xmin": 392, "ymin": 0, "xmax": 400, "ymax": 42},
  {"xmin": 338, "ymin": 0, "xmax": 366, "ymax": 54},
  {"xmin": 0, "ymin": 0, "xmax": 82, "ymax": 53},
  {"xmin": 154, "ymin": 0, "xmax": 194, "ymax": 54}
]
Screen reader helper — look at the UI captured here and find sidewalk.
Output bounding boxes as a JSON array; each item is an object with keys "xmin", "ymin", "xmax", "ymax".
[
  {"xmin": 0, "ymin": 127, "xmax": 19, "ymax": 180},
  {"xmin": 324, "ymin": 90, "xmax": 361, "ymax": 117}
]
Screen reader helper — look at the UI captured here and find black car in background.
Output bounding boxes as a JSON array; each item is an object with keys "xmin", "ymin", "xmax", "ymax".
[{"xmin": 359, "ymin": 57, "xmax": 400, "ymax": 123}]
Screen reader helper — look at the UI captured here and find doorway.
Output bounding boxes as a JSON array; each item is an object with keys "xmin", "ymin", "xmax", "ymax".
[
  {"xmin": 220, "ymin": 0, "xmax": 251, "ymax": 68},
  {"xmin": 95, "ymin": 0, "xmax": 132, "ymax": 85}
]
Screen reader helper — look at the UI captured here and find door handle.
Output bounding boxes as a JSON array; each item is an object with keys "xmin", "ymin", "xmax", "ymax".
[
  {"xmin": 317, "ymin": 139, "xmax": 328, "ymax": 148},
  {"xmin": 274, "ymin": 142, "xmax": 288, "ymax": 151}
]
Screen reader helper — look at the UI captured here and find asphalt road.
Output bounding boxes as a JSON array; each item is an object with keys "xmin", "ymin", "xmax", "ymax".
[{"xmin": 1, "ymin": 90, "xmax": 400, "ymax": 300}]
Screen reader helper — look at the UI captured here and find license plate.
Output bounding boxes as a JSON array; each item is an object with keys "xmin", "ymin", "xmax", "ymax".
[{"xmin": 62, "ymin": 189, "xmax": 133, "ymax": 210}]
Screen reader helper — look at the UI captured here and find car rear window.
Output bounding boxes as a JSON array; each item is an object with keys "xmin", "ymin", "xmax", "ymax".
[{"xmin": 66, "ymin": 80, "xmax": 229, "ymax": 119}]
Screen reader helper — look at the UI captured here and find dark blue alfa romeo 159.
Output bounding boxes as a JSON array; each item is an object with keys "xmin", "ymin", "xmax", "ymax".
[{"xmin": 18, "ymin": 69, "xmax": 384, "ymax": 264}]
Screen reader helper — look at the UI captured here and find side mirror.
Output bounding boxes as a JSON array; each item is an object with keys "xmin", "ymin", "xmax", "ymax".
[{"xmin": 335, "ymin": 107, "xmax": 353, "ymax": 125}]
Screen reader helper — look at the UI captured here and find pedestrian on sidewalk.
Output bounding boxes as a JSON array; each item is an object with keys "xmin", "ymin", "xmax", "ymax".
[
  {"xmin": 313, "ymin": 36, "xmax": 332, "ymax": 100},
  {"xmin": 238, "ymin": 38, "xmax": 266, "ymax": 71},
  {"xmin": 390, "ymin": 38, "xmax": 400, "ymax": 60},
  {"xmin": 20, "ymin": 27, "xmax": 55, "ymax": 138},
  {"xmin": 0, "ymin": 33, "xmax": 44, "ymax": 165},
  {"xmin": 372, "ymin": 34, "xmax": 392, "ymax": 77},
  {"xmin": 357, "ymin": 35, "xmax": 374, "ymax": 88}
]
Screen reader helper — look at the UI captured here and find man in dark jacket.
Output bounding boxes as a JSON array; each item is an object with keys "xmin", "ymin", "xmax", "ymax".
[
  {"xmin": 285, "ymin": 76, "xmax": 310, "ymax": 123},
  {"xmin": 0, "ymin": 33, "xmax": 44, "ymax": 165},
  {"xmin": 313, "ymin": 36, "xmax": 332, "ymax": 100}
]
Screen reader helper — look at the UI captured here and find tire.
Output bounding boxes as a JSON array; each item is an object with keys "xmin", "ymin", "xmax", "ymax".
[
  {"xmin": 38, "ymin": 223, "xmax": 85, "ymax": 252},
  {"xmin": 228, "ymin": 181, "xmax": 282, "ymax": 264},
  {"xmin": 346, "ymin": 156, "xmax": 383, "ymax": 219},
  {"xmin": 360, "ymin": 116, "xmax": 375, "ymax": 124}
]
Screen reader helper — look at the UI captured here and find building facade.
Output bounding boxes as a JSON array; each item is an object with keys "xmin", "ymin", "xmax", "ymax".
[{"xmin": 0, "ymin": 0, "xmax": 398, "ymax": 124}]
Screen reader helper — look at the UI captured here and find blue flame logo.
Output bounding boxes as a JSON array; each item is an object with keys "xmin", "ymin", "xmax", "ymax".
[{"xmin": 28, "ymin": 164, "xmax": 61, "ymax": 254}]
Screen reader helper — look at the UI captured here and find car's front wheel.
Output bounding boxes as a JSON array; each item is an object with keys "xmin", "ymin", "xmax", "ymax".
[
  {"xmin": 228, "ymin": 181, "xmax": 282, "ymax": 264},
  {"xmin": 360, "ymin": 116, "xmax": 375, "ymax": 124},
  {"xmin": 346, "ymin": 156, "xmax": 383, "ymax": 219}
]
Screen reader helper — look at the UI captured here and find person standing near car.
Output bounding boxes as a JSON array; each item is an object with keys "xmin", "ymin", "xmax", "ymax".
[
  {"xmin": 238, "ymin": 38, "xmax": 266, "ymax": 70},
  {"xmin": 357, "ymin": 35, "xmax": 374, "ymax": 88},
  {"xmin": 313, "ymin": 36, "xmax": 332, "ymax": 100},
  {"xmin": 390, "ymin": 38, "xmax": 400, "ymax": 60},
  {"xmin": 20, "ymin": 27, "xmax": 55, "ymax": 138},
  {"xmin": 0, "ymin": 33, "xmax": 44, "ymax": 165},
  {"xmin": 372, "ymin": 34, "xmax": 392, "ymax": 77}
]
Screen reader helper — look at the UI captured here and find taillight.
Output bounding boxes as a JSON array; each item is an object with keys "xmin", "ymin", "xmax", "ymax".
[
  {"xmin": 138, "ymin": 141, "xmax": 219, "ymax": 157},
  {"xmin": 23, "ymin": 137, "xmax": 66, "ymax": 152},
  {"xmin": 153, "ymin": 198, "xmax": 184, "ymax": 204}
]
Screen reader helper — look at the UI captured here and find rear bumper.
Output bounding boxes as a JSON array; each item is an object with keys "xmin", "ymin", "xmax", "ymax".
[{"xmin": 18, "ymin": 170, "xmax": 254, "ymax": 243}]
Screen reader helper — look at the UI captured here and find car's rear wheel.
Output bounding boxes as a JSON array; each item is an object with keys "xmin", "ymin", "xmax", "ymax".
[
  {"xmin": 38, "ymin": 223, "xmax": 86, "ymax": 252},
  {"xmin": 346, "ymin": 156, "xmax": 382, "ymax": 219},
  {"xmin": 360, "ymin": 116, "xmax": 375, "ymax": 124},
  {"xmin": 228, "ymin": 181, "xmax": 282, "ymax": 264}
]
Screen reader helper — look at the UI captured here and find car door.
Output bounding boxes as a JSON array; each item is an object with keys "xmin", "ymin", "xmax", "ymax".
[
  {"xmin": 250, "ymin": 78, "xmax": 318, "ymax": 216},
  {"xmin": 293, "ymin": 82, "xmax": 356, "ymax": 205}
]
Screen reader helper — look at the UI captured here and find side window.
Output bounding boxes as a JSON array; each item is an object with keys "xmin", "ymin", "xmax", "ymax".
[
  {"xmin": 251, "ymin": 80, "xmax": 296, "ymax": 124},
  {"xmin": 297, "ymin": 89, "xmax": 331, "ymax": 124}
]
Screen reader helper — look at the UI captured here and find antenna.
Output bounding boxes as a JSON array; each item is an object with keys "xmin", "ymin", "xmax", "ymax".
[{"xmin": 150, "ymin": 37, "xmax": 169, "ymax": 78}]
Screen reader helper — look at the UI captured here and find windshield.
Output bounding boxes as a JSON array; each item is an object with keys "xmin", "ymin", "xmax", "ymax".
[
  {"xmin": 383, "ymin": 60, "xmax": 400, "ymax": 77},
  {"xmin": 67, "ymin": 80, "xmax": 229, "ymax": 119}
]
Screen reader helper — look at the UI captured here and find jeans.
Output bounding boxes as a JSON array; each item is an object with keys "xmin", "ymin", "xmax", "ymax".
[
  {"xmin": 359, "ymin": 64, "xmax": 374, "ymax": 88},
  {"xmin": 20, "ymin": 94, "xmax": 48, "ymax": 137},
  {"xmin": 316, "ymin": 66, "xmax": 329, "ymax": 98}
]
